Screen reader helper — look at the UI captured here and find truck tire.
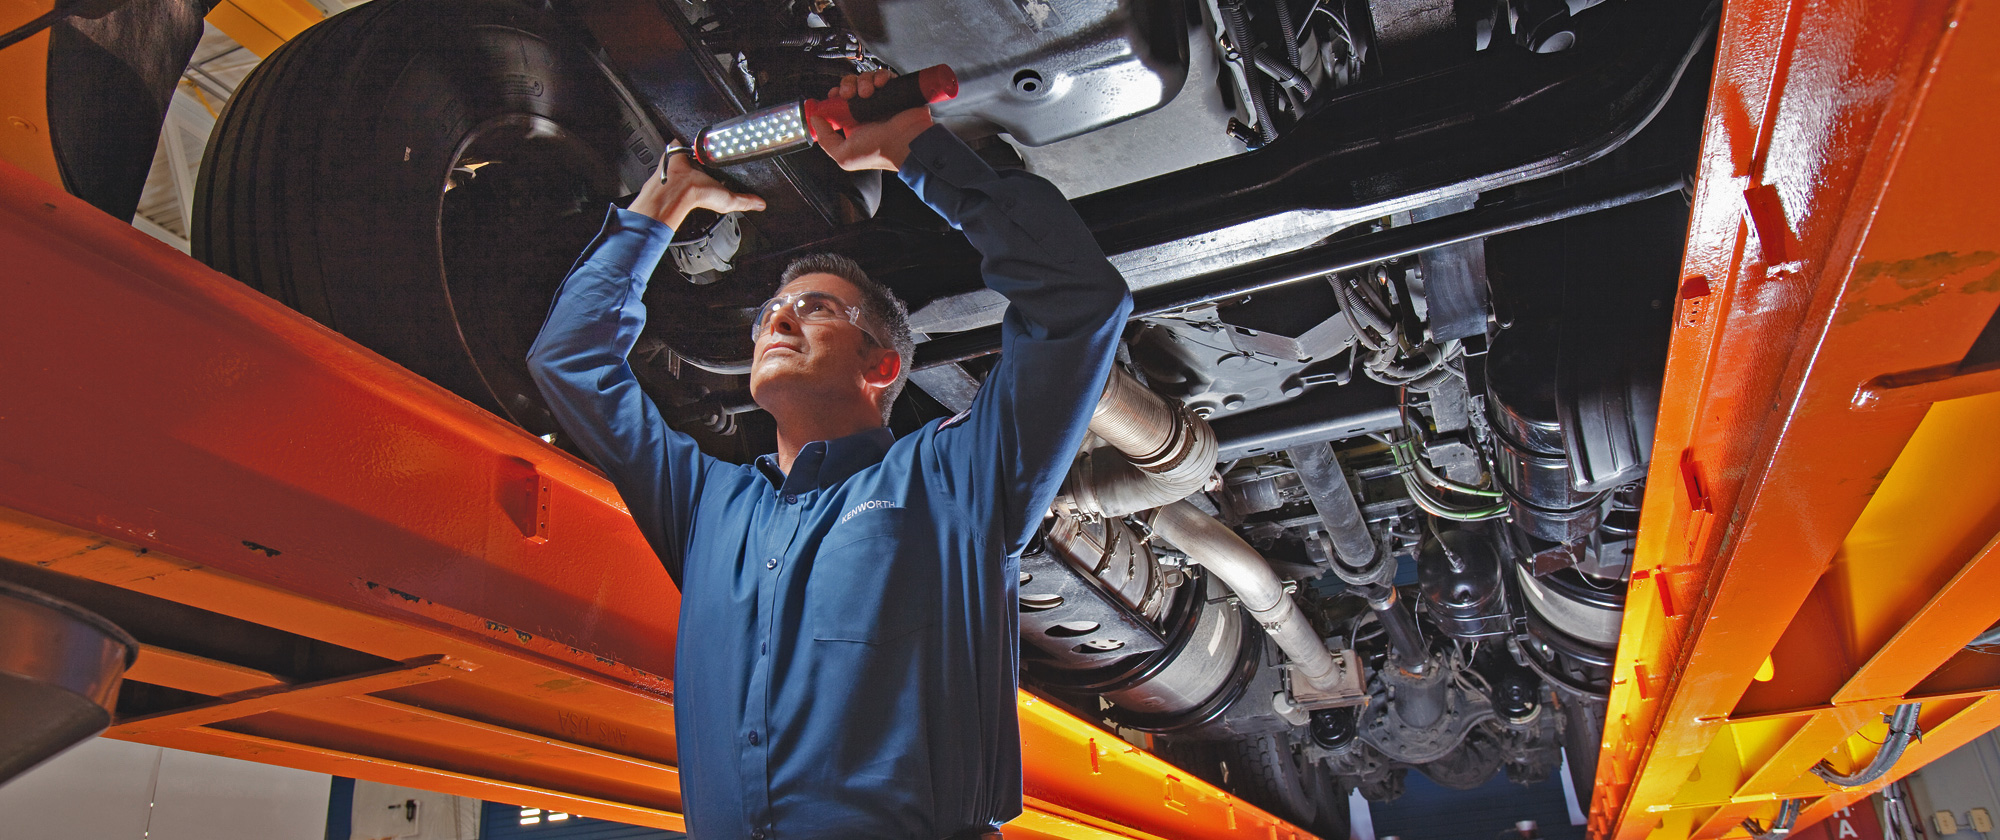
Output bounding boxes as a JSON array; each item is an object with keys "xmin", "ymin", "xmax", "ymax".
[
  {"xmin": 193, "ymin": 0, "xmax": 662, "ymax": 434},
  {"xmin": 1158, "ymin": 733, "xmax": 1349, "ymax": 838},
  {"xmin": 1230, "ymin": 733, "xmax": 1353, "ymax": 838}
]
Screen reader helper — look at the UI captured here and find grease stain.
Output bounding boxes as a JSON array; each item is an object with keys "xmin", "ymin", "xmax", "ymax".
[{"xmin": 1840, "ymin": 250, "xmax": 1999, "ymax": 323}]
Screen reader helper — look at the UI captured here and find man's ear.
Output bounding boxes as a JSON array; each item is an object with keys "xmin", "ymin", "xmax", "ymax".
[{"xmin": 864, "ymin": 347, "xmax": 901, "ymax": 386}]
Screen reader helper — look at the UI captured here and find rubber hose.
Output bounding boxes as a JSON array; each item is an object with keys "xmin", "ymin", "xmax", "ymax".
[
  {"xmin": 1741, "ymin": 799, "xmax": 1802, "ymax": 840},
  {"xmin": 1333, "ymin": 275, "xmax": 1395, "ymax": 347},
  {"xmin": 1219, "ymin": 0, "xmax": 1277, "ymax": 143},
  {"xmin": 1253, "ymin": 50, "xmax": 1315, "ymax": 100},
  {"xmin": 1810, "ymin": 703, "xmax": 1922, "ymax": 788},
  {"xmin": 1275, "ymin": 0, "xmax": 1301, "ymax": 69}
]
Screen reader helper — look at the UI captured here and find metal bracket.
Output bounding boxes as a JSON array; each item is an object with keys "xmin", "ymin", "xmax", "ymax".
[
  {"xmin": 669, "ymin": 212, "xmax": 744, "ymax": 282},
  {"xmin": 1019, "ymin": 548, "xmax": 1167, "ymax": 669},
  {"xmin": 1286, "ymin": 647, "xmax": 1367, "ymax": 710}
]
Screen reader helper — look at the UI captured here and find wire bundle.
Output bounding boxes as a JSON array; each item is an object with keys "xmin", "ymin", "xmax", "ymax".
[
  {"xmin": 1740, "ymin": 799, "xmax": 1803, "ymax": 840},
  {"xmin": 1811, "ymin": 703, "xmax": 1923, "ymax": 788}
]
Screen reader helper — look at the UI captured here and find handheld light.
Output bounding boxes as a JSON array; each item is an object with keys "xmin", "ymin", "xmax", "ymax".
[{"xmin": 693, "ymin": 65, "xmax": 959, "ymax": 166}]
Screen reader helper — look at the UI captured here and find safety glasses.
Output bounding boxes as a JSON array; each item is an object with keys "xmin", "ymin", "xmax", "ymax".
[{"xmin": 750, "ymin": 290, "xmax": 887, "ymax": 348}]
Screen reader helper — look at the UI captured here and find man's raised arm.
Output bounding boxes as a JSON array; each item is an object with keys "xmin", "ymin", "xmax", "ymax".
[
  {"xmin": 894, "ymin": 126, "xmax": 1132, "ymax": 551},
  {"xmin": 525, "ymin": 152, "xmax": 764, "ymax": 584}
]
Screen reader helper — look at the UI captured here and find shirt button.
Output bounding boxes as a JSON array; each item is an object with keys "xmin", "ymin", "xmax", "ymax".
[
  {"xmin": 783, "ymin": 495, "xmax": 797, "ymax": 504},
  {"xmin": 751, "ymin": 831, "xmax": 767, "ymax": 840},
  {"xmin": 765, "ymin": 558, "xmax": 778, "ymax": 570},
  {"xmin": 747, "ymin": 730, "xmax": 761, "ymax": 746}
]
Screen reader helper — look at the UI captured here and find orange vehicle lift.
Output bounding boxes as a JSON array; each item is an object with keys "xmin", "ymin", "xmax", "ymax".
[
  {"xmin": 2, "ymin": 0, "xmax": 1999, "ymax": 837},
  {"xmin": 1590, "ymin": 0, "xmax": 2000, "ymax": 836}
]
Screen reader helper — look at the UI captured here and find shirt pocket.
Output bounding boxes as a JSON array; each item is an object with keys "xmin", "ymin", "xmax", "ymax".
[{"xmin": 807, "ymin": 509, "xmax": 939, "ymax": 644}]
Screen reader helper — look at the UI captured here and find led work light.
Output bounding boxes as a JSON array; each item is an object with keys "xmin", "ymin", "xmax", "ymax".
[{"xmin": 694, "ymin": 65, "xmax": 959, "ymax": 166}]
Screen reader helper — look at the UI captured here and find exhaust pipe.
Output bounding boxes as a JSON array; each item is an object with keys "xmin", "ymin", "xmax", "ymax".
[
  {"xmin": 1052, "ymin": 366, "xmax": 1345, "ymax": 710},
  {"xmin": 1067, "ymin": 368, "xmax": 1218, "ymax": 517},
  {"xmin": 1149, "ymin": 500, "xmax": 1344, "ymax": 692}
]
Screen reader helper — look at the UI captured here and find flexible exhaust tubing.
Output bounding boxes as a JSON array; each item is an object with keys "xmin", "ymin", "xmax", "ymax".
[{"xmin": 1067, "ymin": 368, "xmax": 1219, "ymax": 517}]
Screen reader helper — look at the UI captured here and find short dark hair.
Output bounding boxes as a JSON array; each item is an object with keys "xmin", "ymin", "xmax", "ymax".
[{"xmin": 779, "ymin": 253, "xmax": 914, "ymax": 422}]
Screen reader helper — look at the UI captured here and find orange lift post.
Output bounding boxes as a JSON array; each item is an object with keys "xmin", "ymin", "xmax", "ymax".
[
  {"xmin": 1592, "ymin": 0, "xmax": 2000, "ymax": 836},
  {"xmin": 2, "ymin": 0, "xmax": 1999, "ymax": 837}
]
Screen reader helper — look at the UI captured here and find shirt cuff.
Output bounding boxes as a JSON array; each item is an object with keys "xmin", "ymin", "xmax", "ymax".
[
  {"xmin": 898, "ymin": 124, "xmax": 1000, "ymax": 192},
  {"xmin": 582, "ymin": 205, "xmax": 678, "ymax": 279}
]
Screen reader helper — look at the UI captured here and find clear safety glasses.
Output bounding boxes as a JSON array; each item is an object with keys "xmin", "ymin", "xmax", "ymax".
[{"xmin": 750, "ymin": 290, "xmax": 886, "ymax": 348}]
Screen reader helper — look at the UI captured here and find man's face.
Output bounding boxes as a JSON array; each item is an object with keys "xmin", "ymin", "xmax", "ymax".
[{"xmin": 748, "ymin": 273, "xmax": 897, "ymax": 413}]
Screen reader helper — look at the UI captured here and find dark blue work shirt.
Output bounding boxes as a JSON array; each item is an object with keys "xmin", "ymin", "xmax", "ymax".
[{"xmin": 526, "ymin": 125, "xmax": 1131, "ymax": 840}]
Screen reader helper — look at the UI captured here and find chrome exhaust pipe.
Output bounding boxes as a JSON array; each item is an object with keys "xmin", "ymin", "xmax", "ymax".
[{"xmin": 1149, "ymin": 500, "xmax": 1344, "ymax": 692}]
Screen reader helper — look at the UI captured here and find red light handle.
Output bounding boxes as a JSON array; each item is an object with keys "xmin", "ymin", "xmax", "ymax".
[{"xmin": 806, "ymin": 65, "xmax": 958, "ymax": 131}]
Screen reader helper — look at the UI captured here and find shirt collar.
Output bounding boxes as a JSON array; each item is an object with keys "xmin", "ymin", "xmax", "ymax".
[{"xmin": 755, "ymin": 426, "xmax": 895, "ymax": 495}]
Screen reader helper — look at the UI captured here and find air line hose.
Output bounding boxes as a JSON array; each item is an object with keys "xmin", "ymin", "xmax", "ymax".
[
  {"xmin": 1810, "ymin": 703, "xmax": 1922, "ymax": 788},
  {"xmin": 1741, "ymin": 799, "xmax": 1802, "ymax": 840}
]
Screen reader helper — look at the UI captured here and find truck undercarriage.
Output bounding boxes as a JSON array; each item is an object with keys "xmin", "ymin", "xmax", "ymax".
[
  {"xmin": 175, "ymin": 0, "xmax": 1716, "ymax": 831},
  {"xmin": 6, "ymin": 0, "xmax": 1997, "ymax": 837}
]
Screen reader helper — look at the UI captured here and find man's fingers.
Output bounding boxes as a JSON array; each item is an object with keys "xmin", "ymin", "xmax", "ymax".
[
  {"xmin": 805, "ymin": 112, "xmax": 840, "ymax": 149},
  {"xmin": 729, "ymin": 191, "xmax": 768, "ymax": 213},
  {"xmin": 828, "ymin": 70, "xmax": 896, "ymax": 103},
  {"xmin": 853, "ymin": 69, "xmax": 895, "ymax": 98}
]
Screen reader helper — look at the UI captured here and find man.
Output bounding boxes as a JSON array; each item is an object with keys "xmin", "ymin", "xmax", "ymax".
[{"xmin": 526, "ymin": 70, "xmax": 1131, "ymax": 839}]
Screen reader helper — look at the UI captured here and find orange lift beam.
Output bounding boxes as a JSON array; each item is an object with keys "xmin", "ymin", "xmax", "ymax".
[
  {"xmin": 1594, "ymin": 0, "xmax": 2000, "ymax": 836},
  {"xmin": 0, "ymin": 162, "xmax": 1311, "ymax": 840}
]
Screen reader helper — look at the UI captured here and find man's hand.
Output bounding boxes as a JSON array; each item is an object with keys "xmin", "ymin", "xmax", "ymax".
[
  {"xmin": 809, "ymin": 69, "xmax": 936, "ymax": 172},
  {"xmin": 630, "ymin": 145, "xmax": 766, "ymax": 231}
]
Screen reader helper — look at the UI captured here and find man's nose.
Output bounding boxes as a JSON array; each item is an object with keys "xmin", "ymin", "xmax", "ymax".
[{"xmin": 768, "ymin": 307, "xmax": 803, "ymax": 336}]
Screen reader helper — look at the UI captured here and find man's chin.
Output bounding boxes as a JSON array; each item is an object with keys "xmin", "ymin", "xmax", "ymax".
[{"xmin": 749, "ymin": 361, "xmax": 812, "ymax": 402}]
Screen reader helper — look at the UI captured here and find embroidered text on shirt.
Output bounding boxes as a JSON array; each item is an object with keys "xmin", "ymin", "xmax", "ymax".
[{"xmin": 840, "ymin": 499, "xmax": 901, "ymax": 523}]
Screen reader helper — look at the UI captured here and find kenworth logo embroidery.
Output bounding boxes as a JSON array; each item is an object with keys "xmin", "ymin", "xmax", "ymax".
[{"xmin": 840, "ymin": 499, "xmax": 901, "ymax": 523}]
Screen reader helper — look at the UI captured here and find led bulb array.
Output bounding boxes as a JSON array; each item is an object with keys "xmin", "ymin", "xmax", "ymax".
[{"xmin": 697, "ymin": 103, "xmax": 814, "ymax": 165}]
